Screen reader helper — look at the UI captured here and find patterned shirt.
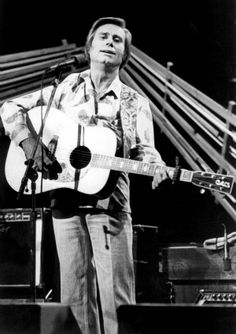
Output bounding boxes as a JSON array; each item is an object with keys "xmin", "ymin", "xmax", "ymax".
[{"xmin": 0, "ymin": 70, "xmax": 164, "ymax": 212}]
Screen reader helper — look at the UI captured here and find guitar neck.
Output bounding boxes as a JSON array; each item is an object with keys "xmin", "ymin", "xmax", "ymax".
[{"xmin": 91, "ymin": 154, "xmax": 193, "ymax": 183}]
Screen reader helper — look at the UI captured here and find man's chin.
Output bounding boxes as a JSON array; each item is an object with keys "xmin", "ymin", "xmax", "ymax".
[{"xmin": 97, "ymin": 59, "xmax": 120, "ymax": 69}]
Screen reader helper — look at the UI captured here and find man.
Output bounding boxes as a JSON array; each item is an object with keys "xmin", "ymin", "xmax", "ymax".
[{"xmin": 1, "ymin": 17, "xmax": 168, "ymax": 334}]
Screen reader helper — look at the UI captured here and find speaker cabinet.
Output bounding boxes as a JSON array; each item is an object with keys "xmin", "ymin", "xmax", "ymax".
[
  {"xmin": 118, "ymin": 303, "xmax": 236, "ymax": 334},
  {"xmin": 0, "ymin": 208, "xmax": 46, "ymax": 285},
  {"xmin": 0, "ymin": 208, "xmax": 59, "ymax": 301},
  {"xmin": 133, "ymin": 225, "xmax": 171, "ymax": 303},
  {"xmin": 0, "ymin": 302, "xmax": 81, "ymax": 334}
]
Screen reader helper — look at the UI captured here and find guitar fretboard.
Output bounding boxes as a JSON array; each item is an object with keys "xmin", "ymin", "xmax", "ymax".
[{"xmin": 91, "ymin": 154, "xmax": 193, "ymax": 183}]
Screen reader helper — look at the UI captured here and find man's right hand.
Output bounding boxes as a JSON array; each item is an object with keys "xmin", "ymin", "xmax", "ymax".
[{"xmin": 20, "ymin": 137, "xmax": 61, "ymax": 179}]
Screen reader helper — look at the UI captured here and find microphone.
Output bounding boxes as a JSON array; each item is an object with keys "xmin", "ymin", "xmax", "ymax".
[
  {"xmin": 46, "ymin": 54, "xmax": 87, "ymax": 71},
  {"xmin": 222, "ymin": 224, "xmax": 231, "ymax": 271}
]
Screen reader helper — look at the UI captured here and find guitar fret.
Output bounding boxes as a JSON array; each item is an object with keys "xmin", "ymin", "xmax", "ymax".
[
  {"xmin": 119, "ymin": 161, "xmax": 124, "ymax": 169},
  {"xmin": 132, "ymin": 163, "xmax": 138, "ymax": 172},
  {"xmin": 143, "ymin": 164, "xmax": 148, "ymax": 172},
  {"xmin": 108, "ymin": 157, "xmax": 113, "ymax": 166},
  {"xmin": 149, "ymin": 163, "xmax": 156, "ymax": 175}
]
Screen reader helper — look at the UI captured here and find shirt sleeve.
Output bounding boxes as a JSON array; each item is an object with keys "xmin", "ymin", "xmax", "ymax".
[
  {"xmin": 0, "ymin": 73, "xmax": 78, "ymax": 145},
  {"xmin": 135, "ymin": 96, "xmax": 165, "ymax": 165},
  {"xmin": 0, "ymin": 86, "xmax": 54, "ymax": 145}
]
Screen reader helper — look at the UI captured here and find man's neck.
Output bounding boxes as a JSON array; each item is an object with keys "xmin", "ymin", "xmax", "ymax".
[{"xmin": 90, "ymin": 64, "xmax": 119, "ymax": 92}]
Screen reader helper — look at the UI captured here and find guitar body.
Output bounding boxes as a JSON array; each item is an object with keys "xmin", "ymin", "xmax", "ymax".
[{"xmin": 5, "ymin": 107, "xmax": 118, "ymax": 197}]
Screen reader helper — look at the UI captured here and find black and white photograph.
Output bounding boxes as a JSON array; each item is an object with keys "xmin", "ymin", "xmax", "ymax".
[{"xmin": 0, "ymin": 1, "xmax": 236, "ymax": 333}]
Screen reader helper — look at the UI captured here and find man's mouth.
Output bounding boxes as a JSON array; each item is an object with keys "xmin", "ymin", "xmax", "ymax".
[{"xmin": 100, "ymin": 50, "xmax": 116, "ymax": 55}]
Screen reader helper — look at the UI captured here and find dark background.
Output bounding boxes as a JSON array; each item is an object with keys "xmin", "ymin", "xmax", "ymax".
[
  {"xmin": 0, "ymin": 0, "xmax": 235, "ymax": 244},
  {"xmin": 0, "ymin": 0, "xmax": 235, "ymax": 106}
]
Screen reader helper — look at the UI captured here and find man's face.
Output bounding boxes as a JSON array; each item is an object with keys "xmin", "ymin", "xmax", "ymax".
[{"xmin": 89, "ymin": 24, "xmax": 126, "ymax": 69}]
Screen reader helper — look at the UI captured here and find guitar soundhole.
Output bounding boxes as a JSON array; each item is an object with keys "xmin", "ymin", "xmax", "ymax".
[{"xmin": 70, "ymin": 146, "xmax": 91, "ymax": 170}]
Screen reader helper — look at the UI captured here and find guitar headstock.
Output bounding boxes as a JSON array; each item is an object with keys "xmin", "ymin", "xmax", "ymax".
[{"xmin": 192, "ymin": 171, "xmax": 235, "ymax": 194}]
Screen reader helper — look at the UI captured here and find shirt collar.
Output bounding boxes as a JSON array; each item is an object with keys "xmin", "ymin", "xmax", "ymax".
[{"xmin": 80, "ymin": 69, "xmax": 121, "ymax": 99}]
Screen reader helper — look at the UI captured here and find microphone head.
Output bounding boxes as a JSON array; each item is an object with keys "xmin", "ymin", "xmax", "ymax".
[{"xmin": 46, "ymin": 53, "xmax": 88, "ymax": 72}]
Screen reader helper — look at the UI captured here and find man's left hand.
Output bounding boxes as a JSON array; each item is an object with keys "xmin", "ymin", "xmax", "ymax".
[{"xmin": 152, "ymin": 167, "xmax": 169, "ymax": 189}]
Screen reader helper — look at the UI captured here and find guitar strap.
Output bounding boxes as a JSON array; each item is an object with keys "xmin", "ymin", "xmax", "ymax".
[
  {"xmin": 119, "ymin": 84, "xmax": 138, "ymax": 158},
  {"xmin": 96, "ymin": 85, "xmax": 139, "ymax": 210}
]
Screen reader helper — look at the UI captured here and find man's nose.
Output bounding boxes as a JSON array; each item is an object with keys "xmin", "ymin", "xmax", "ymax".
[{"xmin": 106, "ymin": 37, "xmax": 114, "ymax": 46}]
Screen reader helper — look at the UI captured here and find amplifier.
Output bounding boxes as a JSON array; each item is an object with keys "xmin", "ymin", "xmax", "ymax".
[
  {"xmin": 160, "ymin": 244, "xmax": 236, "ymax": 303},
  {"xmin": 0, "ymin": 209, "xmax": 40, "ymax": 223},
  {"xmin": 195, "ymin": 289, "xmax": 236, "ymax": 305},
  {"xmin": 0, "ymin": 208, "xmax": 50, "ymax": 288},
  {"xmin": 161, "ymin": 245, "xmax": 236, "ymax": 280}
]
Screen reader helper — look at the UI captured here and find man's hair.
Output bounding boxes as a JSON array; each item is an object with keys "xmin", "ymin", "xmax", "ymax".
[{"xmin": 84, "ymin": 17, "xmax": 132, "ymax": 69}]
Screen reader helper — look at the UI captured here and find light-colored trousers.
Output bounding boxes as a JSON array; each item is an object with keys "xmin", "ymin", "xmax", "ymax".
[{"xmin": 52, "ymin": 211, "xmax": 136, "ymax": 334}]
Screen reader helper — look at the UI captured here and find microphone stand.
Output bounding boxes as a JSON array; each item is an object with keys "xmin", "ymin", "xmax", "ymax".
[
  {"xmin": 17, "ymin": 67, "xmax": 63, "ymax": 302},
  {"xmin": 222, "ymin": 224, "xmax": 231, "ymax": 272}
]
